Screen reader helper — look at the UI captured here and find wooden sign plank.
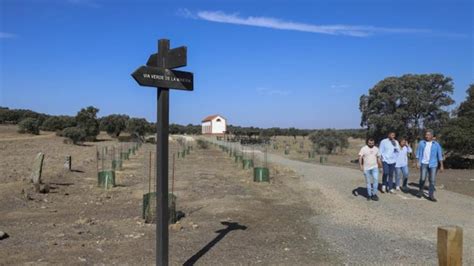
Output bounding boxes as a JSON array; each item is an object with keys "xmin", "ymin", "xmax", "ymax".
[
  {"xmin": 131, "ymin": 66, "xmax": 193, "ymax": 91},
  {"xmin": 147, "ymin": 46, "xmax": 187, "ymax": 69}
]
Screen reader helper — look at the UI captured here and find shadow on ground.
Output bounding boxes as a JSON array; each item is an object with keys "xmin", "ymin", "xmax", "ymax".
[{"xmin": 183, "ymin": 222, "xmax": 247, "ymax": 266}]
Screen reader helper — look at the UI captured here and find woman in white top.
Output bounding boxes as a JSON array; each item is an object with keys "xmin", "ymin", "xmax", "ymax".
[{"xmin": 395, "ymin": 138, "xmax": 412, "ymax": 191}]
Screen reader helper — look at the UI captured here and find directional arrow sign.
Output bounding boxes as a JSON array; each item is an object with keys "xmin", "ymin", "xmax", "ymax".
[
  {"xmin": 147, "ymin": 46, "xmax": 187, "ymax": 69},
  {"xmin": 131, "ymin": 66, "xmax": 193, "ymax": 91}
]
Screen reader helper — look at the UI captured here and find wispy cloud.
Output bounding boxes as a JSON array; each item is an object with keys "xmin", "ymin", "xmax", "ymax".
[
  {"xmin": 256, "ymin": 87, "xmax": 291, "ymax": 96},
  {"xmin": 180, "ymin": 9, "xmax": 458, "ymax": 37},
  {"xmin": 0, "ymin": 32, "xmax": 17, "ymax": 39}
]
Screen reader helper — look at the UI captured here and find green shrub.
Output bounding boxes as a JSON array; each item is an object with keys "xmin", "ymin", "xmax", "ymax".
[
  {"xmin": 17, "ymin": 118, "xmax": 40, "ymax": 135},
  {"xmin": 41, "ymin": 116, "xmax": 76, "ymax": 131},
  {"xmin": 99, "ymin": 114, "xmax": 129, "ymax": 137},
  {"xmin": 1, "ymin": 107, "xmax": 48, "ymax": 125},
  {"xmin": 196, "ymin": 139, "xmax": 208, "ymax": 149},
  {"xmin": 309, "ymin": 129, "xmax": 349, "ymax": 154},
  {"xmin": 441, "ymin": 84, "xmax": 474, "ymax": 157},
  {"xmin": 62, "ymin": 127, "xmax": 86, "ymax": 144},
  {"xmin": 444, "ymin": 155, "xmax": 474, "ymax": 169},
  {"xmin": 126, "ymin": 118, "xmax": 148, "ymax": 138},
  {"xmin": 76, "ymin": 106, "xmax": 100, "ymax": 140}
]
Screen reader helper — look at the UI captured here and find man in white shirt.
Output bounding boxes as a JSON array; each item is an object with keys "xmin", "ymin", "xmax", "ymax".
[
  {"xmin": 378, "ymin": 132, "xmax": 400, "ymax": 193},
  {"xmin": 359, "ymin": 138, "xmax": 382, "ymax": 201},
  {"xmin": 422, "ymin": 141, "xmax": 432, "ymax": 164}
]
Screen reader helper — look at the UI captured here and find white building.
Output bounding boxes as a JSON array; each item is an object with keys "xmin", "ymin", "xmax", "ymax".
[{"xmin": 201, "ymin": 115, "xmax": 227, "ymax": 135}]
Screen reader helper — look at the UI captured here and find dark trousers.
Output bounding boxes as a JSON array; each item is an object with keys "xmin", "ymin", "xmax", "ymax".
[{"xmin": 382, "ymin": 162, "xmax": 396, "ymax": 190}]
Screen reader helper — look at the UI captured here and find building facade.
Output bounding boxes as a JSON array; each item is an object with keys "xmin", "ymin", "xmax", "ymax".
[{"xmin": 201, "ymin": 115, "xmax": 227, "ymax": 135}]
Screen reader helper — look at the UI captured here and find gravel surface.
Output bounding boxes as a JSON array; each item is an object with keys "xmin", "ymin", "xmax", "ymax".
[{"xmin": 265, "ymin": 153, "xmax": 474, "ymax": 265}]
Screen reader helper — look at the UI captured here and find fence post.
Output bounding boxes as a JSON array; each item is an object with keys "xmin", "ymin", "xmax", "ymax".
[
  {"xmin": 438, "ymin": 226, "xmax": 463, "ymax": 266},
  {"xmin": 64, "ymin": 156, "xmax": 72, "ymax": 171}
]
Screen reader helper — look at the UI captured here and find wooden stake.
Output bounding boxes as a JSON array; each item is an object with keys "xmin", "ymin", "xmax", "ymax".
[
  {"xmin": 148, "ymin": 151, "xmax": 152, "ymax": 195},
  {"xmin": 438, "ymin": 226, "xmax": 463, "ymax": 266},
  {"xmin": 96, "ymin": 147, "xmax": 99, "ymax": 175},
  {"xmin": 172, "ymin": 153, "xmax": 175, "ymax": 196}
]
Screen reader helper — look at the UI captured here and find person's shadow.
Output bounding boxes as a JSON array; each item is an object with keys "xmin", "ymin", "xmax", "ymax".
[
  {"xmin": 183, "ymin": 221, "xmax": 247, "ymax": 266},
  {"xmin": 352, "ymin": 187, "xmax": 370, "ymax": 199}
]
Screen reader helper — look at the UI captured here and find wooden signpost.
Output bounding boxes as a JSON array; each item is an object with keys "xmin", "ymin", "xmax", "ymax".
[{"xmin": 131, "ymin": 39, "xmax": 193, "ymax": 266}]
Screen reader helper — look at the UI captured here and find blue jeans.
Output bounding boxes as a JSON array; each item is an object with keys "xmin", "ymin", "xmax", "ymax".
[
  {"xmin": 382, "ymin": 162, "xmax": 396, "ymax": 190},
  {"xmin": 363, "ymin": 168, "xmax": 379, "ymax": 197},
  {"xmin": 419, "ymin": 164, "xmax": 437, "ymax": 197},
  {"xmin": 396, "ymin": 165, "xmax": 409, "ymax": 188}
]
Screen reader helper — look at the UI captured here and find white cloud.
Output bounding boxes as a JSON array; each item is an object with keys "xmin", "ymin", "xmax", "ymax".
[
  {"xmin": 181, "ymin": 9, "xmax": 436, "ymax": 37},
  {"xmin": 256, "ymin": 87, "xmax": 291, "ymax": 96},
  {"xmin": 0, "ymin": 32, "xmax": 17, "ymax": 39}
]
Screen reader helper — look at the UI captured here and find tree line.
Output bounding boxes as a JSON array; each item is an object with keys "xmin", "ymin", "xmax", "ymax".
[
  {"xmin": 2, "ymin": 73, "xmax": 472, "ymax": 163},
  {"xmin": 0, "ymin": 106, "xmax": 155, "ymax": 144},
  {"xmin": 1, "ymin": 107, "xmax": 365, "ymax": 137}
]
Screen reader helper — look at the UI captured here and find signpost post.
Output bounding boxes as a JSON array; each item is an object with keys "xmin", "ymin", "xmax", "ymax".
[{"xmin": 132, "ymin": 39, "xmax": 193, "ymax": 266}]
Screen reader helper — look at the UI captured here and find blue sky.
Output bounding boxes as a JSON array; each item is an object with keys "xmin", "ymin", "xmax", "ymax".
[{"xmin": 1, "ymin": 0, "xmax": 472, "ymax": 128}]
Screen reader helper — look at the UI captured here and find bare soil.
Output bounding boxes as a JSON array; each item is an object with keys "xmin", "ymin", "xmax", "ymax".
[{"xmin": 0, "ymin": 125, "xmax": 337, "ymax": 265}]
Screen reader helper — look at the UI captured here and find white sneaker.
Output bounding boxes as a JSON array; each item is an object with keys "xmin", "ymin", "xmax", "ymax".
[
  {"xmin": 389, "ymin": 189, "xmax": 395, "ymax": 194},
  {"xmin": 396, "ymin": 186, "xmax": 400, "ymax": 191},
  {"xmin": 381, "ymin": 185, "xmax": 386, "ymax": 193}
]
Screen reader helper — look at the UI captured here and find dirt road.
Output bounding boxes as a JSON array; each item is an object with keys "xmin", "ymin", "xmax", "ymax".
[{"xmin": 265, "ymin": 153, "xmax": 474, "ymax": 264}]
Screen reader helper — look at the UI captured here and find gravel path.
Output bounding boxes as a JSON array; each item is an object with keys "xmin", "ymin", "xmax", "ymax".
[{"xmin": 266, "ymin": 153, "xmax": 473, "ymax": 265}]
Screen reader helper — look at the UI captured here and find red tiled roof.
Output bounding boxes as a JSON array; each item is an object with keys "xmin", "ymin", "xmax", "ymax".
[{"xmin": 202, "ymin": 114, "xmax": 225, "ymax": 122}]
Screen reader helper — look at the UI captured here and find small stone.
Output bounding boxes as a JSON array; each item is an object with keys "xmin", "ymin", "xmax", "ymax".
[
  {"xmin": 169, "ymin": 223, "xmax": 183, "ymax": 231},
  {"xmin": 284, "ymin": 247, "xmax": 290, "ymax": 251},
  {"xmin": 192, "ymin": 224, "xmax": 199, "ymax": 229},
  {"xmin": 75, "ymin": 218, "xmax": 93, "ymax": 225},
  {"xmin": 40, "ymin": 184, "xmax": 50, "ymax": 193}
]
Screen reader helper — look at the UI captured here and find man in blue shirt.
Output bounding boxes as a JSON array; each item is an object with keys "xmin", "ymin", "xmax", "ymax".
[
  {"xmin": 416, "ymin": 130, "xmax": 444, "ymax": 202},
  {"xmin": 378, "ymin": 132, "xmax": 400, "ymax": 193}
]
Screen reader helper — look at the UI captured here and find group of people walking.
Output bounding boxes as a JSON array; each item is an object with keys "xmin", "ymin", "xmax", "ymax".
[{"xmin": 358, "ymin": 130, "xmax": 444, "ymax": 202}]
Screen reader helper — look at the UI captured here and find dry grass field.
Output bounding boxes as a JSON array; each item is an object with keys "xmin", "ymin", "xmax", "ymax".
[
  {"xmin": 0, "ymin": 125, "xmax": 337, "ymax": 265},
  {"xmin": 269, "ymin": 136, "xmax": 474, "ymax": 197},
  {"xmin": 1, "ymin": 125, "xmax": 473, "ymax": 264}
]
